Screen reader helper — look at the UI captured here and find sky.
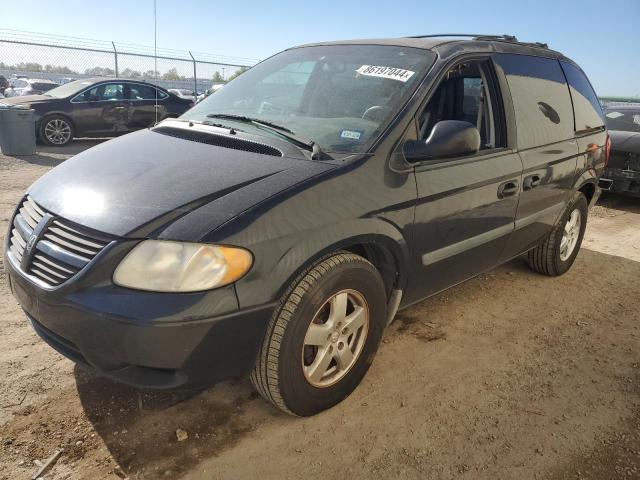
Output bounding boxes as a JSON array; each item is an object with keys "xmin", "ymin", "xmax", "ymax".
[{"xmin": 2, "ymin": 0, "xmax": 639, "ymax": 96}]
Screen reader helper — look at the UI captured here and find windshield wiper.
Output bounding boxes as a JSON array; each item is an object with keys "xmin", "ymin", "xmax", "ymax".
[{"xmin": 206, "ymin": 114, "xmax": 322, "ymax": 159}]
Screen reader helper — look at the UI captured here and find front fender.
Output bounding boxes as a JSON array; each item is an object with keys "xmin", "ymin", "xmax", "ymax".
[{"xmin": 234, "ymin": 217, "xmax": 411, "ymax": 309}]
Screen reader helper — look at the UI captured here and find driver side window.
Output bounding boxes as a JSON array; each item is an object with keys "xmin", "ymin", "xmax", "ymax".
[{"xmin": 418, "ymin": 59, "xmax": 505, "ymax": 152}]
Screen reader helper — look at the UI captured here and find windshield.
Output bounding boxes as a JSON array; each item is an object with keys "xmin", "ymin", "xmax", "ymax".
[
  {"xmin": 181, "ymin": 45, "xmax": 435, "ymax": 153},
  {"xmin": 605, "ymin": 107, "xmax": 640, "ymax": 133},
  {"xmin": 44, "ymin": 79, "xmax": 98, "ymax": 98}
]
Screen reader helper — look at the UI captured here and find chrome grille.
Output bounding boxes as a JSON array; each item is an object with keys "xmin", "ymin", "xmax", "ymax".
[{"xmin": 7, "ymin": 196, "xmax": 111, "ymax": 288}]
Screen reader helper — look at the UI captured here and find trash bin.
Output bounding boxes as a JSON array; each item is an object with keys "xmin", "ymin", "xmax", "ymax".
[{"xmin": 0, "ymin": 105, "xmax": 36, "ymax": 155}]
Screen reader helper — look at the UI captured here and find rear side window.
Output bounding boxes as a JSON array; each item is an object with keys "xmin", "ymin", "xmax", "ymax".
[
  {"xmin": 560, "ymin": 62, "xmax": 605, "ymax": 132},
  {"xmin": 494, "ymin": 54, "xmax": 574, "ymax": 149},
  {"xmin": 129, "ymin": 84, "xmax": 168, "ymax": 100}
]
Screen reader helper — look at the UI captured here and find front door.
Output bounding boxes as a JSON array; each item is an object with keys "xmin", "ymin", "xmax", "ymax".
[
  {"xmin": 404, "ymin": 57, "xmax": 522, "ymax": 305},
  {"xmin": 71, "ymin": 82, "xmax": 129, "ymax": 135}
]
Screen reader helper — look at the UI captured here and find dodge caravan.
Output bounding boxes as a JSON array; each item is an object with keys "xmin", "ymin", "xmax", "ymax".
[{"xmin": 5, "ymin": 34, "xmax": 608, "ymax": 416}]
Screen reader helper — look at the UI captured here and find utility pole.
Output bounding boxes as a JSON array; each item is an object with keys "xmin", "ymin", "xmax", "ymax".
[
  {"xmin": 189, "ymin": 51, "xmax": 197, "ymax": 95},
  {"xmin": 112, "ymin": 41, "xmax": 118, "ymax": 77}
]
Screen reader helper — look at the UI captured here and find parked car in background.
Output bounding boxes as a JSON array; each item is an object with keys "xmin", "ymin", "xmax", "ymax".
[
  {"xmin": 197, "ymin": 83, "xmax": 224, "ymax": 102},
  {"xmin": 3, "ymin": 78, "xmax": 58, "ymax": 97},
  {"xmin": 0, "ymin": 78, "xmax": 194, "ymax": 146},
  {"xmin": 5, "ymin": 35, "xmax": 607, "ymax": 416},
  {"xmin": 600, "ymin": 105, "xmax": 640, "ymax": 196},
  {"xmin": 168, "ymin": 88, "xmax": 197, "ymax": 100},
  {"xmin": 0, "ymin": 75, "xmax": 8, "ymax": 96}
]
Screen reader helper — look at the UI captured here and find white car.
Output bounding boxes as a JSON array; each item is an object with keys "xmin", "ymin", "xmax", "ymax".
[
  {"xmin": 196, "ymin": 83, "xmax": 224, "ymax": 103},
  {"xmin": 168, "ymin": 88, "xmax": 197, "ymax": 100},
  {"xmin": 4, "ymin": 78, "xmax": 58, "ymax": 97}
]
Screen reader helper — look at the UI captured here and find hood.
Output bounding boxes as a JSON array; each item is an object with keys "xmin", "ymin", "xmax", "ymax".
[
  {"xmin": 1, "ymin": 94, "xmax": 52, "ymax": 105},
  {"xmin": 610, "ymin": 130, "xmax": 640, "ymax": 154},
  {"xmin": 28, "ymin": 128, "xmax": 327, "ymax": 237}
]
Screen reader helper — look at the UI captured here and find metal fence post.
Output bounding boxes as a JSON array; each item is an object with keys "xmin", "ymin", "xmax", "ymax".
[
  {"xmin": 188, "ymin": 51, "xmax": 197, "ymax": 94},
  {"xmin": 112, "ymin": 41, "xmax": 118, "ymax": 77}
]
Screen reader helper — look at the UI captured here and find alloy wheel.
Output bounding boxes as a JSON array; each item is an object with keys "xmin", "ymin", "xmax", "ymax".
[
  {"xmin": 302, "ymin": 289, "xmax": 369, "ymax": 388},
  {"xmin": 44, "ymin": 119, "xmax": 71, "ymax": 145},
  {"xmin": 560, "ymin": 209, "xmax": 581, "ymax": 261}
]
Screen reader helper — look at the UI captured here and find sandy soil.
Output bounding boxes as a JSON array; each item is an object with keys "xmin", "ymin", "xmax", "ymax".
[{"xmin": 0, "ymin": 142, "xmax": 638, "ymax": 480}]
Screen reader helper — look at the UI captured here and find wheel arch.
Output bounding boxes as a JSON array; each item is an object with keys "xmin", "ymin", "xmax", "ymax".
[
  {"xmin": 574, "ymin": 176, "xmax": 599, "ymax": 207},
  {"xmin": 573, "ymin": 169, "xmax": 600, "ymax": 206},
  {"xmin": 267, "ymin": 219, "xmax": 411, "ymax": 305},
  {"xmin": 38, "ymin": 111, "xmax": 77, "ymax": 136}
]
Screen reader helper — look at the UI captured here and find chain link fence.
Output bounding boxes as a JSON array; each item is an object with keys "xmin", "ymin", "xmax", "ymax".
[{"xmin": 0, "ymin": 29, "xmax": 259, "ymax": 94}]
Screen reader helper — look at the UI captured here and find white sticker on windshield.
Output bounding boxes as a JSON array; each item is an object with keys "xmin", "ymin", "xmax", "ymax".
[
  {"xmin": 605, "ymin": 111, "xmax": 624, "ymax": 119},
  {"xmin": 356, "ymin": 65, "xmax": 415, "ymax": 83},
  {"xmin": 340, "ymin": 129, "xmax": 363, "ymax": 140}
]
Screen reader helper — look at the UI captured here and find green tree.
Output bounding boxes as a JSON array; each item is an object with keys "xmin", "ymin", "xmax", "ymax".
[
  {"xmin": 44, "ymin": 64, "xmax": 77, "ymax": 74},
  {"xmin": 85, "ymin": 66, "xmax": 115, "ymax": 76},
  {"xmin": 212, "ymin": 71, "xmax": 224, "ymax": 83},
  {"xmin": 227, "ymin": 67, "xmax": 249, "ymax": 82},
  {"xmin": 14, "ymin": 62, "xmax": 44, "ymax": 72},
  {"xmin": 162, "ymin": 67, "xmax": 185, "ymax": 81},
  {"xmin": 121, "ymin": 68, "xmax": 142, "ymax": 78}
]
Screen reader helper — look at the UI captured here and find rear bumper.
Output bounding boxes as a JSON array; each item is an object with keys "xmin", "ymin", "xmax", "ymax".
[
  {"xmin": 5, "ymin": 252, "xmax": 275, "ymax": 389},
  {"xmin": 599, "ymin": 168, "xmax": 640, "ymax": 197}
]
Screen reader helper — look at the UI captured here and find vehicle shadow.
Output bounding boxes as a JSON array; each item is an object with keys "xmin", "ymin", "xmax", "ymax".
[
  {"xmin": 597, "ymin": 192, "xmax": 640, "ymax": 214},
  {"xmin": 73, "ymin": 366, "xmax": 269, "ymax": 477}
]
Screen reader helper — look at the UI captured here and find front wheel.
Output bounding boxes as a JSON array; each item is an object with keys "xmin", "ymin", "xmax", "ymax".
[
  {"xmin": 39, "ymin": 115, "xmax": 74, "ymax": 146},
  {"xmin": 527, "ymin": 192, "xmax": 588, "ymax": 276},
  {"xmin": 251, "ymin": 252, "xmax": 387, "ymax": 416}
]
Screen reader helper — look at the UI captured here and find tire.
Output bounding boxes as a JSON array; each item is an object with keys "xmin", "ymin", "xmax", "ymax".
[
  {"xmin": 250, "ymin": 252, "xmax": 387, "ymax": 416},
  {"xmin": 39, "ymin": 114, "xmax": 74, "ymax": 146},
  {"xmin": 527, "ymin": 192, "xmax": 588, "ymax": 276}
]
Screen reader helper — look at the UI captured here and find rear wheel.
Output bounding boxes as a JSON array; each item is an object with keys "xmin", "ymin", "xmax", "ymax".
[
  {"xmin": 250, "ymin": 252, "xmax": 387, "ymax": 416},
  {"xmin": 527, "ymin": 192, "xmax": 588, "ymax": 276},
  {"xmin": 39, "ymin": 115, "xmax": 74, "ymax": 146}
]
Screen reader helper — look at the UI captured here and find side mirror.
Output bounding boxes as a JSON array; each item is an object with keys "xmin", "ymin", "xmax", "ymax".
[{"xmin": 404, "ymin": 120, "xmax": 481, "ymax": 163}]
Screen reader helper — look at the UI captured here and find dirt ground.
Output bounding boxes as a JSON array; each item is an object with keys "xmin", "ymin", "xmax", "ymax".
[{"xmin": 1, "ymin": 142, "xmax": 639, "ymax": 480}]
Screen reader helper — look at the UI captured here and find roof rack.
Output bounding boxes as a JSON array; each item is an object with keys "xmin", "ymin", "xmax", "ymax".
[{"xmin": 406, "ymin": 33, "xmax": 548, "ymax": 49}]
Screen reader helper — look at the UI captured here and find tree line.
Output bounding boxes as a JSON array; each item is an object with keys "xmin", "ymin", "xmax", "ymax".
[{"xmin": 0, "ymin": 62, "xmax": 248, "ymax": 83}]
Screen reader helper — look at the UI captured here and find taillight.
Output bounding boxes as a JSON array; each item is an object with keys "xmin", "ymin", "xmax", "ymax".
[{"xmin": 604, "ymin": 133, "xmax": 612, "ymax": 167}]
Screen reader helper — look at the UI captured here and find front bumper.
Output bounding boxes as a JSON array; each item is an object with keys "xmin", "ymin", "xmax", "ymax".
[
  {"xmin": 599, "ymin": 168, "xmax": 640, "ymax": 197},
  {"xmin": 5, "ymin": 249, "xmax": 275, "ymax": 389}
]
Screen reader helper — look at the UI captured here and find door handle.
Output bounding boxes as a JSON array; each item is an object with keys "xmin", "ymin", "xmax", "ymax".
[
  {"xmin": 497, "ymin": 180, "xmax": 519, "ymax": 199},
  {"xmin": 113, "ymin": 106, "xmax": 126, "ymax": 110},
  {"xmin": 523, "ymin": 174, "xmax": 541, "ymax": 190}
]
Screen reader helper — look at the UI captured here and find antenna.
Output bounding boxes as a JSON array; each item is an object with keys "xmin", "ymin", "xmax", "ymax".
[{"xmin": 154, "ymin": 0, "xmax": 158, "ymax": 124}]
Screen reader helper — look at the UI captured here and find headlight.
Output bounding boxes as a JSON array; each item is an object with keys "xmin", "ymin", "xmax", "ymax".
[{"xmin": 113, "ymin": 240, "xmax": 253, "ymax": 292}]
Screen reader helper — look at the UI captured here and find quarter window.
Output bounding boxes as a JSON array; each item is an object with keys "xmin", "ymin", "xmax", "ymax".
[
  {"xmin": 494, "ymin": 54, "xmax": 574, "ymax": 149},
  {"xmin": 560, "ymin": 61, "xmax": 605, "ymax": 132}
]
